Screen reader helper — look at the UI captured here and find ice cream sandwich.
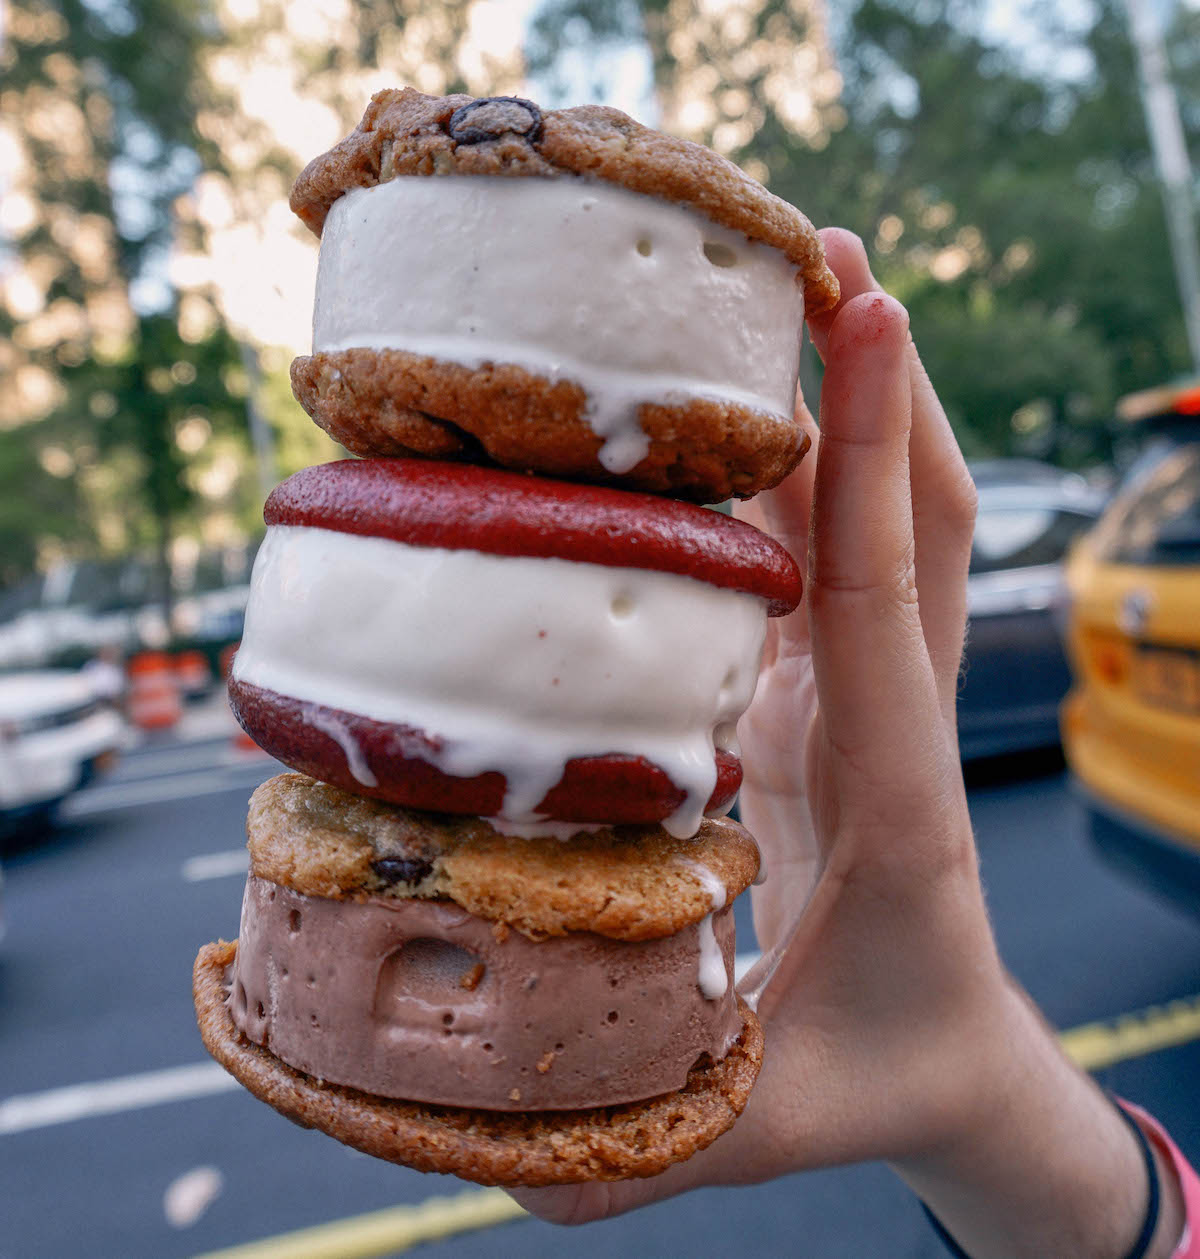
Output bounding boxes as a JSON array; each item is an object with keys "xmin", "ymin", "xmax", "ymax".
[
  {"xmin": 228, "ymin": 458, "xmax": 802, "ymax": 837},
  {"xmin": 288, "ymin": 89, "xmax": 838, "ymax": 501},
  {"xmin": 194, "ymin": 774, "xmax": 764, "ymax": 1185}
]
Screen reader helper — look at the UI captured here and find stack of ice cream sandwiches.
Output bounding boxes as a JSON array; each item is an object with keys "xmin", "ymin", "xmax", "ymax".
[{"xmin": 193, "ymin": 89, "xmax": 837, "ymax": 1187}]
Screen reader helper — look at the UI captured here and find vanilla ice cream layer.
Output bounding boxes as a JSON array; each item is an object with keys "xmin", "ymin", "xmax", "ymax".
[
  {"xmin": 232, "ymin": 525, "xmax": 767, "ymax": 837},
  {"xmin": 313, "ymin": 175, "xmax": 805, "ymax": 473}
]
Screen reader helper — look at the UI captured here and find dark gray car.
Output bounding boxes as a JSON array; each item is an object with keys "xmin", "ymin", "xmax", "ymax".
[{"xmin": 958, "ymin": 468, "xmax": 1103, "ymax": 759}]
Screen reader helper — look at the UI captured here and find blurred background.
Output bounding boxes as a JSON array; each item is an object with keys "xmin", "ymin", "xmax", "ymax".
[{"xmin": 1, "ymin": 0, "xmax": 1199, "ymax": 1256}]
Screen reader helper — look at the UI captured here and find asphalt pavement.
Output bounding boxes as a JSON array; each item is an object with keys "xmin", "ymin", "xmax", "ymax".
[{"xmin": 2, "ymin": 706, "xmax": 1198, "ymax": 1259}]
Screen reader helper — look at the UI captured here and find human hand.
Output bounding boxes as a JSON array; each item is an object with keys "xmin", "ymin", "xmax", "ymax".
[
  {"xmin": 514, "ymin": 231, "xmax": 1180, "ymax": 1259},
  {"xmin": 514, "ymin": 225, "xmax": 999, "ymax": 1216}
]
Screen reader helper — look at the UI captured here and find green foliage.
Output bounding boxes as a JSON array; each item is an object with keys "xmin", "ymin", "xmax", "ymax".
[
  {"xmin": 789, "ymin": 0, "xmax": 1192, "ymax": 464},
  {"xmin": 46, "ymin": 313, "xmax": 251, "ymax": 564},
  {"xmin": 3, "ymin": 0, "xmax": 485, "ymax": 590},
  {"xmin": 3, "ymin": 0, "xmax": 225, "ymax": 294},
  {"xmin": 0, "ymin": 431, "xmax": 86, "ymax": 586},
  {"xmin": 3, "ymin": 0, "xmax": 251, "ymax": 590}
]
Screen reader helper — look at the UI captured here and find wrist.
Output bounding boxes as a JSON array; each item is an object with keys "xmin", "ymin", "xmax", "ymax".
[
  {"xmin": 891, "ymin": 979, "xmax": 1169, "ymax": 1259},
  {"xmin": 1152, "ymin": 1140, "xmax": 1188, "ymax": 1259},
  {"xmin": 1120, "ymin": 1103, "xmax": 1188, "ymax": 1259}
]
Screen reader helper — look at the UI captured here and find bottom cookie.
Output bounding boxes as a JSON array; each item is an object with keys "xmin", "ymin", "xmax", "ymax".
[{"xmin": 193, "ymin": 939, "xmax": 763, "ymax": 1187}]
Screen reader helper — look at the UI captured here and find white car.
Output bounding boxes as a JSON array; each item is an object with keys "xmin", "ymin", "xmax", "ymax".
[{"xmin": 0, "ymin": 671, "xmax": 126, "ymax": 833}]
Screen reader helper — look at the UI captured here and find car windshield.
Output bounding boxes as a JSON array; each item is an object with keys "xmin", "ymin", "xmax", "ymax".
[
  {"xmin": 970, "ymin": 504, "xmax": 1096, "ymax": 575},
  {"xmin": 1091, "ymin": 442, "xmax": 1200, "ymax": 567}
]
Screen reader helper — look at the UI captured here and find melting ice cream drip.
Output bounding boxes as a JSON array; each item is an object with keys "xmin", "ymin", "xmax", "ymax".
[
  {"xmin": 484, "ymin": 816, "xmax": 610, "ymax": 841},
  {"xmin": 429, "ymin": 735, "xmax": 564, "ymax": 825},
  {"xmin": 304, "ymin": 706, "xmax": 378, "ymax": 788},
  {"xmin": 582, "ymin": 386, "xmax": 654, "ymax": 474},
  {"xmin": 660, "ymin": 748, "xmax": 720, "ymax": 840},
  {"xmin": 695, "ymin": 916, "xmax": 726, "ymax": 1000},
  {"xmin": 680, "ymin": 859, "xmax": 728, "ymax": 1000},
  {"xmin": 437, "ymin": 723, "xmax": 717, "ymax": 840}
]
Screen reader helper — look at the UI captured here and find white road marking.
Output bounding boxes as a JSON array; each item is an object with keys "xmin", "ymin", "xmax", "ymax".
[
  {"xmin": 0, "ymin": 1063, "xmax": 238, "ymax": 1135},
  {"xmin": 165, "ymin": 1165, "xmax": 225, "ymax": 1229},
  {"xmin": 62, "ymin": 764, "xmax": 274, "ymax": 818},
  {"xmin": 183, "ymin": 849, "xmax": 249, "ymax": 882}
]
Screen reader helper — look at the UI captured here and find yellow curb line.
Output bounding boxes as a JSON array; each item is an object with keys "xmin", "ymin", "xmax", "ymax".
[
  {"xmin": 195, "ymin": 993, "xmax": 1200, "ymax": 1259},
  {"xmin": 1061, "ymin": 992, "xmax": 1200, "ymax": 1071},
  {"xmin": 193, "ymin": 1187, "xmax": 526, "ymax": 1259}
]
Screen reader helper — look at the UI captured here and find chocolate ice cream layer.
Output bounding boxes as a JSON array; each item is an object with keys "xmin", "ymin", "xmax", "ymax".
[{"xmin": 228, "ymin": 876, "xmax": 741, "ymax": 1111}]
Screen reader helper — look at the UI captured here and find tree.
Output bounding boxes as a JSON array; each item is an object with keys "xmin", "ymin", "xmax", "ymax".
[
  {"xmin": 0, "ymin": 430, "xmax": 86, "ymax": 586},
  {"xmin": 1, "ymin": 0, "xmax": 228, "ymax": 378},
  {"xmin": 0, "ymin": 0, "xmax": 494, "ymax": 590},
  {"xmin": 42, "ymin": 313, "xmax": 253, "ymax": 612},
  {"xmin": 1, "ymin": 0, "xmax": 254, "ymax": 592}
]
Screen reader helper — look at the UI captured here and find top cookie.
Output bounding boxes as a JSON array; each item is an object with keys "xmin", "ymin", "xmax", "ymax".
[{"xmin": 291, "ymin": 89, "xmax": 837, "ymax": 313}]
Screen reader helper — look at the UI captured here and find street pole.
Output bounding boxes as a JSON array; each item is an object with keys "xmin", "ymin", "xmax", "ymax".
[{"xmin": 1123, "ymin": 0, "xmax": 1200, "ymax": 372}]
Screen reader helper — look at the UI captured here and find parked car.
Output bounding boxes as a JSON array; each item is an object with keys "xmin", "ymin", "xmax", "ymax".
[
  {"xmin": 958, "ymin": 464, "xmax": 1103, "ymax": 759},
  {"xmin": 0, "ymin": 544, "xmax": 257, "ymax": 672},
  {"xmin": 0, "ymin": 670, "xmax": 126, "ymax": 837},
  {"xmin": 1061, "ymin": 381, "xmax": 1200, "ymax": 917}
]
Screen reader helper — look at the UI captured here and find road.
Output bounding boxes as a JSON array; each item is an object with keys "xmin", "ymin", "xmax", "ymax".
[{"xmin": 2, "ymin": 708, "xmax": 1199, "ymax": 1259}]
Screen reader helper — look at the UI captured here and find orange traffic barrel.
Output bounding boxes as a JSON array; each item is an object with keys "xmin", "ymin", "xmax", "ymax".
[
  {"xmin": 127, "ymin": 651, "xmax": 183, "ymax": 730},
  {"xmin": 174, "ymin": 649, "xmax": 212, "ymax": 697}
]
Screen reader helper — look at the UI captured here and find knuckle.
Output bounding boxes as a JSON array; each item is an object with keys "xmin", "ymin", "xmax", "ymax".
[
  {"xmin": 843, "ymin": 771, "xmax": 976, "ymax": 891},
  {"xmin": 808, "ymin": 552, "xmax": 918, "ymax": 605},
  {"xmin": 829, "ymin": 226, "xmax": 868, "ymax": 260},
  {"xmin": 945, "ymin": 469, "xmax": 979, "ymax": 536}
]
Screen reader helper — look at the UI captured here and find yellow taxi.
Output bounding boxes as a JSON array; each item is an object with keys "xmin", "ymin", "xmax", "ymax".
[{"xmin": 1061, "ymin": 379, "xmax": 1200, "ymax": 914}]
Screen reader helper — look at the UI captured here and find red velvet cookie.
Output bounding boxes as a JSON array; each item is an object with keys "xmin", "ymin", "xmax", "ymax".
[
  {"xmin": 229, "ymin": 459, "xmax": 800, "ymax": 833},
  {"xmin": 263, "ymin": 459, "xmax": 803, "ymax": 614}
]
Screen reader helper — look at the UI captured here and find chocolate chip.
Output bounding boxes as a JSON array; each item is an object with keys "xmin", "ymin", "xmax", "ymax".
[
  {"xmin": 372, "ymin": 857, "xmax": 434, "ymax": 886},
  {"xmin": 448, "ymin": 96, "xmax": 543, "ymax": 146}
]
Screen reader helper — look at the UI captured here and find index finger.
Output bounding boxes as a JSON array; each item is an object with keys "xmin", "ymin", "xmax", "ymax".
[
  {"xmin": 806, "ymin": 292, "xmax": 945, "ymax": 768},
  {"xmin": 810, "ymin": 229, "xmax": 976, "ymax": 717}
]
